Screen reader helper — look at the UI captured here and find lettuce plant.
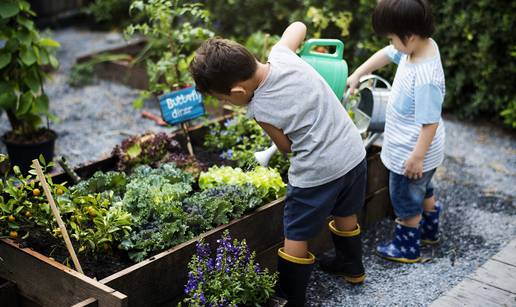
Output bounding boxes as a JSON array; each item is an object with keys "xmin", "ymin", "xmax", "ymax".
[{"xmin": 198, "ymin": 166, "xmax": 286, "ymax": 202}]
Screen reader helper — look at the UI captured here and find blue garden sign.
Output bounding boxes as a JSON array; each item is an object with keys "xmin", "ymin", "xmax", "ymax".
[{"xmin": 159, "ymin": 87, "xmax": 205, "ymax": 125}]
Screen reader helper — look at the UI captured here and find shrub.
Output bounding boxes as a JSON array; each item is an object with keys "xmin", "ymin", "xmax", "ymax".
[{"xmin": 204, "ymin": 0, "xmax": 516, "ymax": 127}]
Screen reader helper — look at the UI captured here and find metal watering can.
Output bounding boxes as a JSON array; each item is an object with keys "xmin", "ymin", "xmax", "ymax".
[{"xmin": 344, "ymin": 74, "xmax": 391, "ymax": 148}]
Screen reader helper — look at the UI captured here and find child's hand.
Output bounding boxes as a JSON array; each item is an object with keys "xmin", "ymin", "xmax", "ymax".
[
  {"xmin": 347, "ymin": 73, "xmax": 360, "ymax": 95},
  {"xmin": 404, "ymin": 154, "xmax": 424, "ymax": 180}
]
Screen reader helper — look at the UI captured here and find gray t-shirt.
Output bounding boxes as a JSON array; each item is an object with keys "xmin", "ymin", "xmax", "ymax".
[{"xmin": 247, "ymin": 44, "xmax": 365, "ymax": 188}]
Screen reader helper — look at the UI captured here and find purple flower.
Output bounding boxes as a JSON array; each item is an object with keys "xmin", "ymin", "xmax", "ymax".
[
  {"xmin": 224, "ymin": 119, "xmax": 236, "ymax": 127},
  {"xmin": 185, "ymin": 272, "xmax": 198, "ymax": 294},
  {"xmin": 196, "ymin": 241, "xmax": 210, "ymax": 259}
]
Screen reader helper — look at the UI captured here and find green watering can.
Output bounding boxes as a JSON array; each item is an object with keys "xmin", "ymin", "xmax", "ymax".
[{"xmin": 299, "ymin": 39, "xmax": 348, "ymax": 101}]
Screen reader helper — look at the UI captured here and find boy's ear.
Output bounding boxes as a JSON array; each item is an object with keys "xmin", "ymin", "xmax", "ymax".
[{"xmin": 230, "ymin": 85, "xmax": 247, "ymax": 96}]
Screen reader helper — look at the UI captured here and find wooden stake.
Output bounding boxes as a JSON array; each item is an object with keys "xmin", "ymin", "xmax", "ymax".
[
  {"xmin": 32, "ymin": 159, "xmax": 84, "ymax": 274},
  {"xmin": 181, "ymin": 122, "xmax": 195, "ymax": 157}
]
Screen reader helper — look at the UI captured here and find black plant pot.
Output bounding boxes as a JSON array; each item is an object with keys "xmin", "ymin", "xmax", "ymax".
[{"xmin": 1, "ymin": 129, "xmax": 58, "ymax": 174}]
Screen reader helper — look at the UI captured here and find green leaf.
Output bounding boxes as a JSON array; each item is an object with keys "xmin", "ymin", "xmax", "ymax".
[
  {"xmin": 38, "ymin": 38, "xmax": 60, "ymax": 48},
  {"xmin": 0, "ymin": 91, "xmax": 16, "ymax": 110},
  {"xmin": 16, "ymin": 15, "xmax": 33, "ymax": 29},
  {"xmin": 0, "ymin": 53, "xmax": 11, "ymax": 69},
  {"xmin": 16, "ymin": 91, "xmax": 33, "ymax": 116},
  {"xmin": 32, "ymin": 95, "xmax": 49, "ymax": 115},
  {"xmin": 38, "ymin": 153, "xmax": 45, "ymax": 165},
  {"xmin": 127, "ymin": 143, "xmax": 142, "ymax": 159},
  {"xmin": 24, "ymin": 70, "xmax": 40, "ymax": 93},
  {"xmin": 38, "ymin": 48, "xmax": 49, "ymax": 65},
  {"xmin": 48, "ymin": 54, "xmax": 58, "ymax": 68},
  {"xmin": 20, "ymin": 47, "xmax": 36, "ymax": 65},
  {"xmin": 17, "ymin": 30, "xmax": 32, "ymax": 46},
  {"xmin": 0, "ymin": 2, "xmax": 19, "ymax": 19}
]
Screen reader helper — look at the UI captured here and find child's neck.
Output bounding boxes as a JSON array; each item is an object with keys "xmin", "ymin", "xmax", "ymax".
[
  {"xmin": 408, "ymin": 38, "xmax": 435, "ymax": 63},
  {"xmin": 250, "ymin": 61, "xmax": 270, "ymax": 92}
]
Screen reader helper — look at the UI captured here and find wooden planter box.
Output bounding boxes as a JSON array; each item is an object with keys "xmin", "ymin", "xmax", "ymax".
[{"xmin": 0, "ymin": 118, "xmax": 391, "ymax": 307}]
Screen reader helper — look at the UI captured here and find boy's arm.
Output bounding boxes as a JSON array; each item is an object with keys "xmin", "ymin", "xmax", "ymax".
[
  {"xmin": 347, "ymin": 49, "xmax": 391, "ymax": 93},
  {"xmin": 404, "ymin": 123, "xmax": 438, "ymax": 179},
  {"xmin": 256, "ymin": 121, "xmax": 292, "ymax": 153},
  {"xmin": 277, "ymin": 21, "xmax": 307, "ymax": 52}
]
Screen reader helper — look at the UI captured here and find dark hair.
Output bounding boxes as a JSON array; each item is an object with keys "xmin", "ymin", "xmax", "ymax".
[
  {"xmin": 372, "ymin": 0, "xmax": 434, "ymax": 43},
  {"xmin": 189, "ymin": 38, "xmax": 257, "ymax": 95}
]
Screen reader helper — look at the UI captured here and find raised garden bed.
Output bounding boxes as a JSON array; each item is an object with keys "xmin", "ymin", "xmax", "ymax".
[
  {"xmin": 0, "ymin": 116, "xmax": 391, "ymax": 306},
  {"xmin": 76, "ymin": 38, "xmax": 149, "ymax": 91}
]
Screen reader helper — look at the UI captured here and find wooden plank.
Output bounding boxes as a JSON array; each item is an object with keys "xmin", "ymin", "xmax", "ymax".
[
  {"xmin": 95, "ymin": 61, "xmax": 149, "ymax": 90},
  {"xmin": 469, "ymin": 259, "xmax": 516, "ymax": 294},
  {"xmin": 362, "ymin": 187, "xmax": 392, "ymax": 229},
  {"xmin": 492, "ymin": 238, "xmax": 516, "ymax": 267},
  {"xmin": 76, "ymin": 39, "xmax": 148, "ymax": 63},
  {"xmin": 0, "ymin": 239, "xmax": 128, "ymax": 307},
  {"xmin": 366, "ymin": 146, "xmax": 389, "ymax": 195},
  {"xmin": 0, "ymin": 279, "xmax": 18, "ymax": 307},
  {"xmin": 72, "ymin": 298, "xmax": 99, "ymax": 307},
  {"xmin": 100, "ymin": 198, "xmax": 286, "ymax": 307},
  {"xmin": 430, "ymin": 277, "xmax": 516, "ymax": 307}
]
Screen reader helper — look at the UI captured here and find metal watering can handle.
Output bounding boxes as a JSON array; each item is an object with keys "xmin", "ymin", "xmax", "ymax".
[
  {"xmin": 299, "ymin": 39, "xmax": 344, "ymax": 60},
  {"xmin": 359, "ymin": 74, "xmax": 392, "ymax": 90}
]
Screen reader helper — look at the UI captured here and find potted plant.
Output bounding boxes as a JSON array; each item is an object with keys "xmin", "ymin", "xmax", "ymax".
[
  {"xmin": 0, "ymin": 0, "xmax": 60, "ymax": 173},
  {"xmin": 123, "ymin": 0, "xmax": 214, "ymax": 108},
  {"xmin": 182, "ymin": 231, "xmax": 285, "ymax": 306}
]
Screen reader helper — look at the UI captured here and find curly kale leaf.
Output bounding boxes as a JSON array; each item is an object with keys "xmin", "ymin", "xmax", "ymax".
[
  {"xmin": 71, "ymin": 171, "xmax": 128, "ymax": 198},
  {"xmin": 182, "ymin": 184, "xmax": 262, "ymax": 233},
  {"xmin": 129, "ymin": 163, "xmax": 194, "ymax": 185}
]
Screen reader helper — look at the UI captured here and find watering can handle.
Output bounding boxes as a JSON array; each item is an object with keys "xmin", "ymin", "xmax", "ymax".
[
  {"xmin": 359, "ymin": 74, "xmax": 392, "ymax": 90},
  {"xmin": 299, "ymin": 39, "xmax": 344, "ymax": 59}
]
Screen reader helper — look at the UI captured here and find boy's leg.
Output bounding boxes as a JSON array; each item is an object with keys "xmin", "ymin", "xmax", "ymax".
[
  {"xmin": 334, "ymin": 214, "xmax": 358, "ymax": 231},
  {"xmin": 284, "ymin": 239, "xmax": 308, "ymax": 258},
  {"xmin": 277, "ymin": 182, "xmax": 332, "ymax": 306},
  {"xmin": 420, "ymin": 182, "xmax": 443, "ymax": 244},
  {"xmin": 423, "ymin": 195, "xmax": 436, "ymax": 212},
  {"xmin": 319, "ymin": 159, "xmax": 367, "ymax": 283},
  {"xmin": 376, "ymin": 171, "xmax": 434, "ymax": 263},
  {"xmin": 399, "ymin": 214, "xmax": 422, "ymax": 228}
]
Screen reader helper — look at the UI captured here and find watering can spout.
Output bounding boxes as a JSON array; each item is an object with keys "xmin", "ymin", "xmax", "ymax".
[{"xmin": 254, "ymin": 144, "xmax": 278, "ymax": 167}]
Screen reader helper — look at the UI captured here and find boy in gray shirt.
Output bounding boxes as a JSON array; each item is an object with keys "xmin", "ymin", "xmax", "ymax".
[{"xmin": 190, "ymin": 22, "xmax": 366, "ymax": 306}]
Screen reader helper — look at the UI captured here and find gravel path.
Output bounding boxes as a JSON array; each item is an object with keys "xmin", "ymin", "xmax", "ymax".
[
  {"xmin": 0, "ymin": 28, "xmax": 171, "ymax": 166},
  {"xmin": 1, "ymin": 28, "xmax": 514, "ymax": 306},
  {"xmin": 306, "ymin": 122, "xmax": 515, "ymax": 306}
]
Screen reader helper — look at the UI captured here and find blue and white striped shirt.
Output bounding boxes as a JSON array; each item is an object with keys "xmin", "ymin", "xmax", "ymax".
[{"xmin": 380, "ymin": 41, "xmax": 445, "ymax": 175}]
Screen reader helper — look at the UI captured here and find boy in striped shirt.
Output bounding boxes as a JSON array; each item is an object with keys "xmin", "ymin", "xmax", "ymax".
[{"xmin": 347, "ymin": 0, "xmax": 445, "ymax": 262}]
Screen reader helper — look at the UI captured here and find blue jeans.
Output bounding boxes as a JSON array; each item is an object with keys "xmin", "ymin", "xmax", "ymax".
[{"xmin": 389, "ymin": 169, "xmax": 435, "ymax": 219}]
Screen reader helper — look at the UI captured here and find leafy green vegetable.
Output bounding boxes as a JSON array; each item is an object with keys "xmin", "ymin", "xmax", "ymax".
[
  {"xmin": 71, "ymin": 171, "xmax": 128, "ymax": 198},
  {"xmin": 199, "ymin": 166, "xmax": 286, "ymax": 202},
  {"xmin": 120, "ymin": 163, "xmax": 194, "ymax": 261},
  {"xmin": 182, "ymin": 184, "xmax": 262, "ymax": 233},
  {"xmin": 203, "ymin": 112, "xmax": 290, "ymax": 175}
]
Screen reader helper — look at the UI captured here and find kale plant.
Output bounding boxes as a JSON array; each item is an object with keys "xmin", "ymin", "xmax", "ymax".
[{"xmin": 182, "ymin": 184, "xmax": 261, "ymax": 233}]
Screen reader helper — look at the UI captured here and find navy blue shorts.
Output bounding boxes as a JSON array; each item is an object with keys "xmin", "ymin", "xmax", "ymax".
[
  {"xmin": 389, "ymin": 169, "xmax": 435, "ymax": 219},
  {"xmin": 283, "ymin": 158, "xmax": 367, "ymax": 241}
]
